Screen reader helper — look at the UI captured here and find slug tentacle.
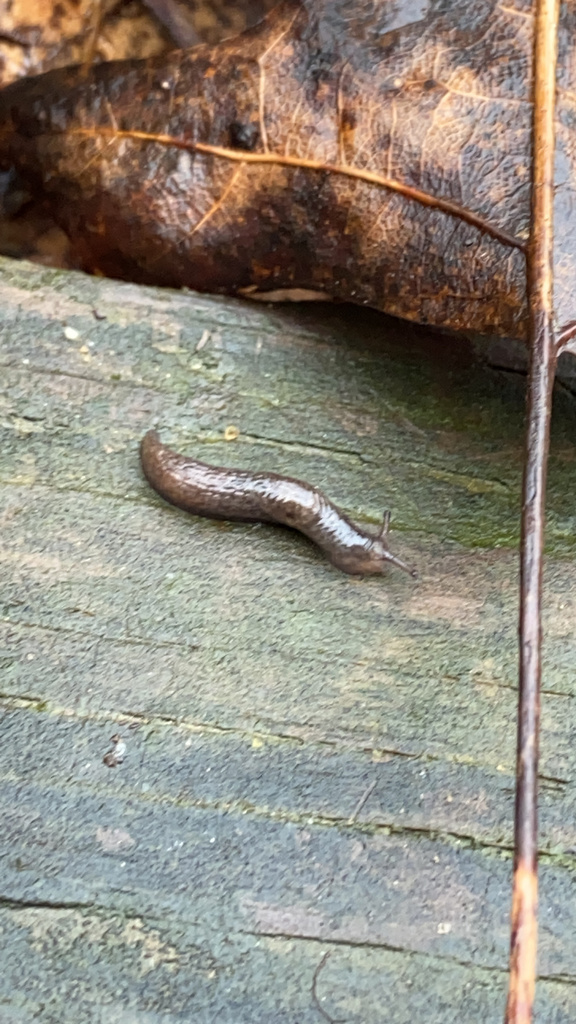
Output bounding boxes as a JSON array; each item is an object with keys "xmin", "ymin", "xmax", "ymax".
[
  {"xmin": 380, "ymin": 510, "xmax": 391, "ymax": 538},
  {"xmin": 140, "ymin": 430, "xmax": 416, "ymax": 578}
]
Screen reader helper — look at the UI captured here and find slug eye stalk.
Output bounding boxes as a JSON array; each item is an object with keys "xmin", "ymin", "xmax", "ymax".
[
  {"xmin": 379, "ymin": 509, "xmax": 392, "ymax": 538},
  {"xmin": 383, "ymin": 549, "xmax": 418, "ymax": 579},
  {"xmin": 376, "ymin": 510, "xmax": 417, "ymax": 578}
]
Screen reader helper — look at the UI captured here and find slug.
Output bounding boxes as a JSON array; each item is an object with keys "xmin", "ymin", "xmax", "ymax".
[{"xmin": 140, "ymin": 430, "xmax": 416, "ymax": 577}]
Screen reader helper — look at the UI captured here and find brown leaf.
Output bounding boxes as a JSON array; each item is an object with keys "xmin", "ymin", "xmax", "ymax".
[{"xmin": 2, "ymin": 0, "xmax": 575, "ymax": 341}]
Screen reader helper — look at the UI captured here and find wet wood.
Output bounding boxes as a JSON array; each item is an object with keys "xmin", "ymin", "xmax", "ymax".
[{"xmin": 1, "ymin": 257, "xmax": 576, "ymax": 1022}]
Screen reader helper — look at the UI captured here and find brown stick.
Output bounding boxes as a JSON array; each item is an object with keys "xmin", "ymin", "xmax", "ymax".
[
  {"xmin": 81, "ymin": 0, "xmax": 105, "ymax": 76},
  {"xmin": 504, "ymin": 1, "xmax": 560, "ymax": 1021}
]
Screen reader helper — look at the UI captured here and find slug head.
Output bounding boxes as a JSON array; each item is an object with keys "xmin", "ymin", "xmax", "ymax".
[
  {"xmin": 369, "ymin": 510, "xmax": 417, "ymax": 577},
  {"xmin": 329, "ymin": 510, "xmax": 417, "ymax": 577}
]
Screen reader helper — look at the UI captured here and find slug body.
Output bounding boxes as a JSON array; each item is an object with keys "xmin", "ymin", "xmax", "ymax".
[{"xmin": 140, "ymin": 430, "xmax": 415, "ymax": 577}]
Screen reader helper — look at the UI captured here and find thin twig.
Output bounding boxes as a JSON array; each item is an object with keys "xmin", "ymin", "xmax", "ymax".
[
  {"xmin": 504, "ymin": 1, "xmax": 560, "ymax": 1022},
  {"xmin": 348, "ymin": 779, "xmax": 377, "ymax": 824},
  {"xmin": 556, "ymin": 319, "xmax": 576, "ymax": 352},
  {"xmin": 71, "ymin": 126, "xmax": 527, "ymax": 253},
  {"xmin": 311, "ymin": 952, "xmax": 345, "ymax": 1024},
  {"xmin": 82, "ymin": 0, "xmax": 105, "ymax": 76}
]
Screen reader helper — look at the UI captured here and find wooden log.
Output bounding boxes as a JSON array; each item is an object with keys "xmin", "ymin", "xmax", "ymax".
[{"xmin": 1, "ymin": 257, "xmax": 575, "ymax": 1021}]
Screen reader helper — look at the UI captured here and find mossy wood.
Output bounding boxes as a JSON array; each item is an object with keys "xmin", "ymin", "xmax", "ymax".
[{"xmin": 1, "ymin": 258, "xmax": 576, "ymax": 1022}]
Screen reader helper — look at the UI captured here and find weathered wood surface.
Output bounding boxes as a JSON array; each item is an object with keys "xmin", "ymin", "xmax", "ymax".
[{"xmin": 1, "ymin": 256, "xmax": 576, "ymax": 1022}]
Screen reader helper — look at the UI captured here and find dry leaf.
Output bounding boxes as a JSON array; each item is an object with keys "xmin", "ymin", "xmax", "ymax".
[{"xmin": 2, "ymin": 0, "xmax": 575, "ymax": 342}]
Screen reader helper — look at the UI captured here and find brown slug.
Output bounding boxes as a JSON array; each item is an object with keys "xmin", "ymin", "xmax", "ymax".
[{"xmin": 140, "ymin": 430, "xmax": 416, "ymax": 577}]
